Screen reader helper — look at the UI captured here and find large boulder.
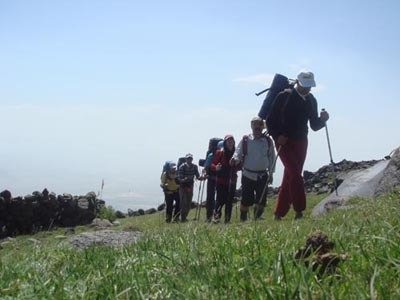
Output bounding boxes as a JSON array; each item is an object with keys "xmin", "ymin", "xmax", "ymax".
[
  {"xmin": 375, "ymin": 147, "xmax": 400, "ymax": 196},
  {"xmin": 312, "ymin": 147, "xmax": 400, "ymax": 216}
]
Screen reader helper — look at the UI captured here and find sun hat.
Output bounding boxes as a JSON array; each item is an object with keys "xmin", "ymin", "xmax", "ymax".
[{"xmin": 297, "ymin": 71, "xmax": 316, "ymax": 88}]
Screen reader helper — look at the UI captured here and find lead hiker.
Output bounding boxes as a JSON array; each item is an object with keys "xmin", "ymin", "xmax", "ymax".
[
  {"xmin": 230, "ymin": 117, "xmax": 276, "ymax": 221},
  {"xmin": 211, "ymin": 135, "xmax": 239, "ymax": 224},
  {"xmin": 160, "ymin": 162, "xmax": 180, "ymax": 223},
  {"xmin": 178, "ymin": 153, "xmax": 204, "ymax": 222},
  {"xmin": 268, "ymin": 71, "xmax": 329, "ymax": 220}
]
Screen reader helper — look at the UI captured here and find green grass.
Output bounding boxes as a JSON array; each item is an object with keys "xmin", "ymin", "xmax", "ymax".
[{"xmin": 1, "ymin": 191, "xmax": 399, "ymax": 299}]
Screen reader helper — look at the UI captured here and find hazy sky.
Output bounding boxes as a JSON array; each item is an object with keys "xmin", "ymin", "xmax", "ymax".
[{"xmin": 1, "ymin": 1, "xmax": 399, "ymax": 211}]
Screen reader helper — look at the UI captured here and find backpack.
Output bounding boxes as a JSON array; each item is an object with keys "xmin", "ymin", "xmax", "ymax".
[
  {"xmin": 204, "ymin": 137, "xmax": 223, "ymax": 175},
  {"xmin": 206, "ymin": 137, "xmax": 223, "ymax": 159},
  {"xmin": 177, "ymin": 157, "xmax": 186, "ymax": 171},
  {"xmin": 160, "ymin": 161, "xmax": 175, "ymax": 179},
  {"xmin": 257, "ymin": 73, "xmax": 295, "ymax": 129}
]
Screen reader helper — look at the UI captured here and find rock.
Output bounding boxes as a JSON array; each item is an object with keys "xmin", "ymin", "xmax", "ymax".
[
  {"xmin": 375, "ymin": 147, "xmax": 400, "ymax": 196},
  {"xmin": 144, "ymin": 208, "xmax": 157, "ymax": 215},
  {"xmin": 157, "ymin": 203, "xmax": 166, "ymax": 211},
  {"xmin": 67, "ymin": 229, "xmax": 143, "ymax": 249},
  {"xmin": 90, "ymin": 218, "xmax": 113, "ymax": 228},
  {"xmin": 115, "ymin": 211, "xmax": 126, "ymax": 218}
]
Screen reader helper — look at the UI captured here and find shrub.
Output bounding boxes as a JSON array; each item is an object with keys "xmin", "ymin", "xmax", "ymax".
[{"xmin": 96, "ymin": 205, "xmax": 117, "ymax": 222}]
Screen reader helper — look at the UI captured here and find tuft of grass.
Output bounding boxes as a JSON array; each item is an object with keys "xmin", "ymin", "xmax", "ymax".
[{"xmin": 1, "ymin": 191, "xmax": 399, "ymax": 299}]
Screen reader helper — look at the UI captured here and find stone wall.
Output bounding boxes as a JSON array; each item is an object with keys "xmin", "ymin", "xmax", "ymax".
[{"xmin": 0, "ymin": 189, "xmax": 103, "ymax": 238}]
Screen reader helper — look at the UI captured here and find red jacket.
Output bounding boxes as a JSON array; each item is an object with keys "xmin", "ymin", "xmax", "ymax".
[{"xmin": 210, "ymin": 149, "xmax": 239, "ymax": 185}]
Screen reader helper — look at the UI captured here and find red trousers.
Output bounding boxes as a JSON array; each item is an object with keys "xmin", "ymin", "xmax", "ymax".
[{"xmin": 274, "ymin": 139, "xmax": 308, "ymax": 217}]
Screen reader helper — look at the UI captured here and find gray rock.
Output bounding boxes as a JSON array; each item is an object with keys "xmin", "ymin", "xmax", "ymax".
[
  {"xmin": 90, "ymin": 218, "xmax": 113, "ymax": 228},
  {"xmin": 67, "ymin": 229, "xmax": 143, "ymax": 249},
  {"xmin": 115, "ymin": 211, "xmax": 126, "ymax": 218},
  {"xmin": 312, "ymin": 151, "xmax": 398, "ymax": 216},
  {"xmin": 375, "ymin": 147, "xmax": 400, "ymax": 196}
]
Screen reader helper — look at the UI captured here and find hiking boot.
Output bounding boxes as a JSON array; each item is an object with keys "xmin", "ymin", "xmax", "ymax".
[
  {"xmin": 166, "ymin": 215, "xmax": 172, "ymax": 223},
  {"xmin": 274, "ymin": 214, "xmax": 281, "ymax": 221},
  {"xmin": 240, "ymin": 211, "xmax": 248, "ymax": 222},
  {"xmin": 254, "ymin": 207, "xmax": 264, "ymax": 220},
  {"xmin": 295, "ymin": 212, "xmax": 303, "ymax": 220}
]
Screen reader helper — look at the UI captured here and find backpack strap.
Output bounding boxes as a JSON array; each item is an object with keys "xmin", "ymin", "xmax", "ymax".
[{"xmin": 242, "ymin": 135, "xmax": 249, "ymax": 157}]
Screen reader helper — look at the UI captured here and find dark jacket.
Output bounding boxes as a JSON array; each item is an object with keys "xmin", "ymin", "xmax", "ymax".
[{"xmin": 268, "ymin": 88, "xmax": 325, "ymax": 140}]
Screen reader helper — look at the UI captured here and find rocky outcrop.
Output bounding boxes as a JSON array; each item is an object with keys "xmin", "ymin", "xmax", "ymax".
[
  {"xmin": 312, "ymin": 147, "xmax": 400, "ymax": 216},
  {"xmin": 303, "ymin": 159, "xmax": 380, "ymax": 195},
  {"xmin": 374, "ymin": 148, "xmax": 400, "ymax": 196}
]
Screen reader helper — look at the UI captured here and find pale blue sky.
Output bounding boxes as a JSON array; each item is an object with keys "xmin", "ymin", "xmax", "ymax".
[{"xmin": 1, "ymin": 1, "xmax": 399, "ymax": 210}]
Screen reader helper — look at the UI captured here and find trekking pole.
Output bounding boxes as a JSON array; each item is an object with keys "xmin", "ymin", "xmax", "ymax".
[
  {"xmin": 197, "ymin": 179, "xmax": 205, "ymax": 220},
  {"xmin": 257, "ymin": 145, "xmax": 282, "ymax": 215},
  {"xmin": 322, "ymin": 109, "xmax": 338, "ymax": 196},
  {"xmin": 195, "ymin": 180, "xmax": 202, "ymax": 221}
]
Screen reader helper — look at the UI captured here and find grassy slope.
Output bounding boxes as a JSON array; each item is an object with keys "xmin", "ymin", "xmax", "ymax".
[{"xmin": 1, "ymin": 192, "xmax": 399, "ymax": 299}]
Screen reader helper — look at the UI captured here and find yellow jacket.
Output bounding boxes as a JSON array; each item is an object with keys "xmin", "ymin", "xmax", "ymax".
[{"xmin": 160, "ymin": 171, "xmax": 179, "ymax": 194}]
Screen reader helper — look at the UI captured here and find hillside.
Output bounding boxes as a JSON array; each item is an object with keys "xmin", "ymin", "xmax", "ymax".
[{"xmin": 1, "ymin": 190, "xmax": 399, "ymax": 299}]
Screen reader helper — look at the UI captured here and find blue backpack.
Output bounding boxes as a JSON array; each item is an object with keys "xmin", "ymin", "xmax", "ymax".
[
  {"xmin": 161, "ymin": 161, "xmax": 175, "ymax": 179},
  {"xmin": 257, "ymin": 74, "xmax": 295, "ymax": 128}
]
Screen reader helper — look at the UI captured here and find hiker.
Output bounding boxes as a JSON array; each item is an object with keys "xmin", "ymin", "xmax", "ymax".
[
  {"xmin": 211, "ymin": 135, "xmax": 239, "ymax": 223},
  {"xmin": 160, "ymin": 162, "xmax": 180, "ymax": 223},
  {"xmin": 268, "ymin": 71, "xmax": 329, "ymax": 220},
  {"xmin": 204, "ymin": 139, "xmax": 223, "ymax": 222},
  {"xmin": 230, "ymin": 117, "xmax": 276, "ymax": 221},
  {"xmin": 178, "ymin": 153, "xmax": 204, "ymax": 222}
]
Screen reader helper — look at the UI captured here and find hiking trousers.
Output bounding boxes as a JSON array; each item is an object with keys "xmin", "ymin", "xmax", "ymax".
[
  {"xmin": 274, "ymin": 139, "xmax": 308, "ymax": 218},
  {"xmin": 165, "ymin": 191, "xmax": 180, "ymax": 222},
  {"xmin": 179, "ymin": 187, "xmax": 193, "ymax": 221},
  {"xmin": 214, "ymin": 182, "xmax": 236, "ymax": 223}
]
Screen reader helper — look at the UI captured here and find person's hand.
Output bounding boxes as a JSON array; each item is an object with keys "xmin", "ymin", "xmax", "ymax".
[
  {"xmin": 277, "ymin": 135, "xmax": 288, "ymax": 146},
  {"xmin": 229, "ymin": 158, "xmax": 236, "ymax": 166},
  {"xmin": 216, "ymin": 163, "xmax": 222, "ymax": 171},
  {"xmin": 320, "ymin": 109, "xmax": 329, "ymax": 123}
]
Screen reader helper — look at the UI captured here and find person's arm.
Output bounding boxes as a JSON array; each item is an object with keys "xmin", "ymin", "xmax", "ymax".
[
  {"xmin": 211, "ymin": 150, "xmax": 222, "ymax": 171},
  {"xmin": 308, "ymin": 93, "xmax": 326, "ymax": 131},
  {"xmin": 194, "ymin": 165, "xmax": 202, "ymax": 180},
  {"xmin": 268, "ymin": 139, "xmax": 276, "ymax": 174},
  {"xmin": 231, "ymin": 139, "xmax": 243, "ymax": 166},
  {"xmin": 160, "ymin": 172, "xmax": 167, "ymax": 189}
]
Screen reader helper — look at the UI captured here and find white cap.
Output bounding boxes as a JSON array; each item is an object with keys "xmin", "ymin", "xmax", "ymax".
[{"xmin": 297, "ymin": 71, "xmax": 316, "ymax": 88}]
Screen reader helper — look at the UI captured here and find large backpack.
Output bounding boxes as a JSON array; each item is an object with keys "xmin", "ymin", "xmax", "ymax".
[
  {"xmin": 206, "ymin": 137, "xmax": 223, "ymax": 159},
  {"xmin": 160, "ymin": 161, "xmax": 175, "ymax": 179},
  {"xmin": 258, "ymin": 74, "xmax": 295, "ymax": 129},
  {"xmin": 177, "ymin": 157, "xmax": 186, "ymax": 171},
  {"xmin": 203, "ymin": 137, "xmax": 223, "ymax": 175}
]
